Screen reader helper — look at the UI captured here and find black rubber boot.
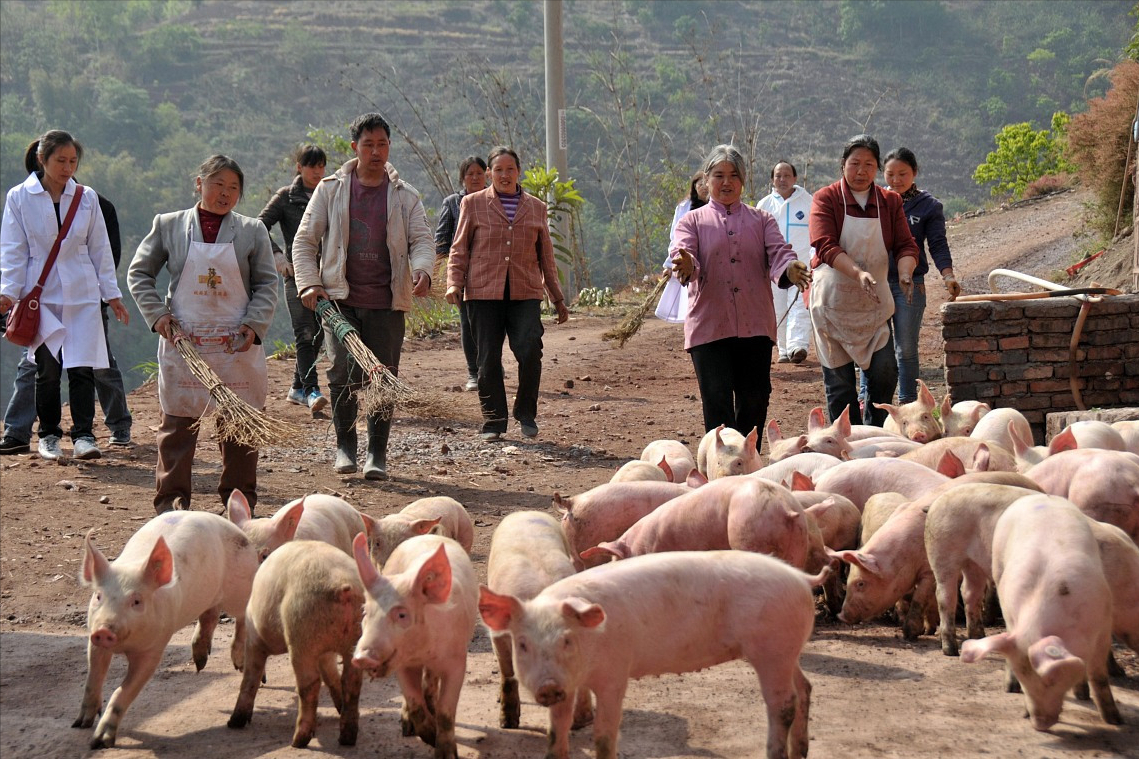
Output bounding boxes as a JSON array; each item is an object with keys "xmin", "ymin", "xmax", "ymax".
[
  {"xmin": 331, "ymin": 385, "xmax": 358, "ymax": 474},
  {"xmin": 364, "ymin": 414, "xmax": 391, "ymax": 481}
]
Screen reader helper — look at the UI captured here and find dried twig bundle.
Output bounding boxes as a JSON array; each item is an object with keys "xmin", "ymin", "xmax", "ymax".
[
  {"xmin": 168, "ymin": 324, "xmax": 302, "ymax": 447},
  {"xmin": 602, "ymin": 275, "xmax": 670, "ymax": 348},
  {"xmin": 316, "ymin": 299, "xmax": 415, "ymax": 419}
]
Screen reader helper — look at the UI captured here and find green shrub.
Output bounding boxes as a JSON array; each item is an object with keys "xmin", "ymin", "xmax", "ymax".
[{"xmin": 973, "ymin": 112, "xmax": 1075, "ymax": 199}]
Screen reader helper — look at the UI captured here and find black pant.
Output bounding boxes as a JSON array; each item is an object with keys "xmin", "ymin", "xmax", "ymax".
[
  {"xmin": 459, "ymin": 300, "xmax": 478, "ymax": 377},
  {"xmin": 688, "ymin": 335, "xmax": 774, "ymax": 434},
  {"xmin": 34, "ymin": 345, "xmax": 95, "ymax": 440},
  {"xmin": 467, "ymin": 299, "xmax": 544, "ymax": 434},
  {"xmin": 285, "ymin": 276, "xmax": 324, "ymax": 392},
  {"xmin": 822, "ymin": 337, "xmax": 897, "ymax": 426}
]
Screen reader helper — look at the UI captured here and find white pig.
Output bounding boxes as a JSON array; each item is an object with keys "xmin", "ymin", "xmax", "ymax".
[
  {"xmin": 372, "ymin": 496, "xmax": 474, "ymax": 566},
  {"xmin": 228, "ymin": 491, "xmax": 375, "ymax": 560},
  {"xmin": 227, "ymin": 540, "xmax": 364, "ymax": 748},
  {"xmin": 939, "ymin": 396, "xmax": 991, "ymax": 437},
  {"xmin": 74, "ymin": 511, "xmax": 259, "ymax": 749},
  {"xmin": 697, "ymin": 424, "xmax": 762, "ymax": 479},
  {"xmin": 766, "ymin": 407, "xmax": 854, "ymax": 463},
  {"xmin": 860, "ymin": 492, "xmax": 909, "ymax": 545},
  {"xmin": 799, "ymin": 493, "xmax": 861, "ymax": 551},
  {"xmin": 1025, "ymin": 448, "xmax": 1139, "ymax": 542},
  {"xmin": 961, "ymin": 495, "xmax": 1121, "ymax": 730},
  {"xmin": 752, "ymin": 451, "xmax": 845, "ymax": 485},
  {"xmin": 639, "ymin": 439, "xmax": 696, "ymax": 481},
  {"xmin": 900, "ymin": 437, "xmax": 1016, "ymax": 473},
  {"xmin": 610, "ymin": 457, "xmax": 671, "ymax": 483},
  {"xmin": 479, "ymin": 550, "xmax": 818, "ymax": 759},
  {"xmin": 352, "ymin": 533, "xmax": 478, "ymax": 759},
  {"xmin": 486, "ymin": 512, "xmax": 592, "ymax": 731},
  {"xmin": 1087, "ymin": 519, "xmax": 1139, "ymax": 654},
  {"xmin": 875, "ymin": 379, "xmax": 944, "ymax": 443},
  {"xmin": 810, "ymin": 457, "xmax": 956, "ymax": 511},
  {"xmin": 1112, "ymin": 420, "xmax": 1139, "ymax": 456},
  {"xmin": 970, "ymin": 406, "xmax": 1032, "ymax": 453}
]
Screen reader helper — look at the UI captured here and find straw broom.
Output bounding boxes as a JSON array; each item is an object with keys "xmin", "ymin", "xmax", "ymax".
[
  {"xmin": 168, "ymin": 323, "xmax": 302, "ymax": 447},
  {"xmin": 602, "ymin": 274, "xmax": 670, "ymax": 348}
]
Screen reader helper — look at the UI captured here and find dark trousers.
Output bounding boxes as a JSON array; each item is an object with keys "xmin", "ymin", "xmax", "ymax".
[
  {"xmin": 284, "ymin": 276, "xmax": 324, "ymax": 392},
  {"xmin": 325, "ymin": 305, "xmax": 404, "ymax": 423},
  {"xmin": 34, "ymin": 345, "xmax": 95, "ymax": 440},
  {"xmin": 459, "ymin": 300, "xmax": 478, "ymax": 377},
  {"xmin": 155, "ymin": 412, "xmax": 258, "ymax": 512},
  {"xmin": 467, "ymin": 299, "xmax": 544, "ymax": 434},
  {"xmin": 95, "ymin": 302, "xmax": 132, "ymax": 434},
  {"xmin": 823, "ymin": 337, "xmax": 898, "ymax": 426},
  {"xmin": 688, "ymin": 335, "xmax": 774, "ymax": 435}
]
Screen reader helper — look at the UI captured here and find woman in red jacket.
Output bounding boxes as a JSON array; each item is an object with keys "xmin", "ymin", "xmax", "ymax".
[{"xmin": 808, "ymin": 134, "xmax": 918, "ymax": 426}]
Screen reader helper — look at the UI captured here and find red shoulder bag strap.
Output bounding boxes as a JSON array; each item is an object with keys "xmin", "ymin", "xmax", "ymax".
[{"xmin": 32, "ymin": 183, "xmax": 85, "ymax": 290}]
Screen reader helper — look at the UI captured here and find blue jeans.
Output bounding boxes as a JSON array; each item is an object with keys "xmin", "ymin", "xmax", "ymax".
[
  {"xmin": 825, "ymin": 337, "xmax": 898, "ymax": 426},
  {"xmin": 858, "ymin": 277, "xmax": 926, "ymax": 404}
]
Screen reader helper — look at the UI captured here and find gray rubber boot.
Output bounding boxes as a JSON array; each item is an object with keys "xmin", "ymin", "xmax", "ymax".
[
  {"xmin": 364, "ymin": 414, "xmax": 391, "ymax": 481},
  {"xmin": 331, "ymin": 386, "xmax": 358, "ymax": 474}
]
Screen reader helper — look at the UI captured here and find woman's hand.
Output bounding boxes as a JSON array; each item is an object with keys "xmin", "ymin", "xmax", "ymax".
[
  {"xmin": 154, "ymin": 313, "xmax": 178, "ymax": 341},
  {"xmin": 444, "ymin": 285, "xmax": 461, "ymax": 305},
  {"xmin": 412, "ymin": 270, "xmax": 431, "ymax": 298},
  {"xmin": 107, "ymin": 298, "xmax": 130, "ymax": 326},
  {"xmin": 0, "ymin": 295, "xmax": 13, "ymax": 315},
  {"xmin": 786, "ymin": 261, "xmax": 812, "ymax": 292},
  {"xmin": 673, "ymin": 248, "xmax": 695, "ymax": 285},
  {"xmin": 898, "ymin": 258, "xmax": 917, "ymax": 305},
  {"xmin": 857, "ymin": 270, "xmax": 880, "ymax": 304},
  {"xmin": 301, "ymin": 286, "xmax": 328, "ymax": 310},
  {"xmin": 553, "ymin": 299, "xmax": 570, "ymax": 324},
  {"xmin": 228, "ymin": 325, "xmax": 256, "ymax": 353},
  {"xmin": 941, "ymin": 268, "xmax": 961, "ymax": 300}
]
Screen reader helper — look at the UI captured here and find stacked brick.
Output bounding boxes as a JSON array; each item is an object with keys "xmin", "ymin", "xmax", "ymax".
[{"xmin": 942, "ymin": 294, "xmax": 1139, "ymax": 444}]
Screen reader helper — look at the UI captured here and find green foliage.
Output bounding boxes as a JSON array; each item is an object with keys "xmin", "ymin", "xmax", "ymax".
[
  {"xmin": 132, "ymin": 360, "xmax": 160, "ymax": 382},
  {"xmin": 521, "ymin": 165, "xmax": 587, "ymax": 290},
  {"xmin": 269, "ymin": 340, "xmax": 297, "ymax": 360},
  {"xmin": 407, "ymin": 298, "xmax": 459, "ymax": 338},
  {"xmin": 972, "ymin": 113, "xmax": 1075, "ymax": 199},
  {"xmin": 575, "ymin": 286, "xmax": 616, "ymax": 307}
]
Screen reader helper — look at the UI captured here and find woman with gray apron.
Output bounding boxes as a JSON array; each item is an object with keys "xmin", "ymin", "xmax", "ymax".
[
  {"xmin": 807, "ymin": 135, "xmax": 919, "ymax": 426},
  {"xmin": 128, "ymin": 155, "xmax": 278, "ymax": 514}
]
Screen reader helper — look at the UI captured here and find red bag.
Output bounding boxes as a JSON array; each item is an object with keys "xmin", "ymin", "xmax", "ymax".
[{"xmin": 4, "ymin": 184, "xmax": 85, "ymax": 347}]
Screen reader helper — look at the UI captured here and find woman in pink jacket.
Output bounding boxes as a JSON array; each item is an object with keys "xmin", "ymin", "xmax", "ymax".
[{"xmin": 670, "ymin": 144, "xmax": 811, "ymax": 436}]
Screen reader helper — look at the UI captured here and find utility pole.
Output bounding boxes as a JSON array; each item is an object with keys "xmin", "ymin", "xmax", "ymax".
[{"xmin": 544, "ymin": 0, "xmax": 573, "ymax": 298}]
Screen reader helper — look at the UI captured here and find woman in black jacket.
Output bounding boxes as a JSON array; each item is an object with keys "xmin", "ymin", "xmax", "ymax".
[{"xmin": 258, "ymin": 144, "xmax": 327, "ymax": 413}]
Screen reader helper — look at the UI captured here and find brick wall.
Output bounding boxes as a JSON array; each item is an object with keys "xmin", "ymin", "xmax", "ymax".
[{"xmin": 942, "ymin": 294, "xmax": 1139, "ymax": 444}]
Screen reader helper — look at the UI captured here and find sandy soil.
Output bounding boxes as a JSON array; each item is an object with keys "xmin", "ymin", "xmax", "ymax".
[{"xmin": 2, "ymin": 188, "xmax": 1137, "ymax": 759}]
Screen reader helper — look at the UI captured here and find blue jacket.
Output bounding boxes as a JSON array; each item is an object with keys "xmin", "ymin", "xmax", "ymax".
[{"xmin": 888, "ymin": 190, "xmax": 952, "ymax": 281}]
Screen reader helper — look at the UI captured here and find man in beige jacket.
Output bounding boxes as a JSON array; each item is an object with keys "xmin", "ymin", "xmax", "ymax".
[{"xmin": 292, "ymin": 113, "xmax": 433, "ymax": 479}]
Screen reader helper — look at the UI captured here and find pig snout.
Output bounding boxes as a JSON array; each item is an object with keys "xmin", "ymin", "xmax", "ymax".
[
  {"xmin": 89, "ymin": 627, "xmax": 118, "ymax": 649},
  {"xmin": 535, "ymin": 680, "xmax": 567, "ymax": 707},
  {"xmin": 910, "ymin": 431, "xmax": 930, "ymax": 444},
  {"xmin": 351, "ymin": 649, "xmax": 393, "ymax": 677}
]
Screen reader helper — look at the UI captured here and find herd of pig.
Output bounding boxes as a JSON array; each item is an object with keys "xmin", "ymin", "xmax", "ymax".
[{"xmin": 71, "ymin": 380, "xmax": 1139, "ymax": 759}]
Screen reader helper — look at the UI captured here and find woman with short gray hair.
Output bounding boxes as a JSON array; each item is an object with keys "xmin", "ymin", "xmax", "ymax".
[{"xmin": 670, "ymin": 145, "xmax": 811, "ymax": 436}]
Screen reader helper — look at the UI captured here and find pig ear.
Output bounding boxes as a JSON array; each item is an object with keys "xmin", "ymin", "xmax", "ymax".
[
  {"xmin": 872, "ymin": 402, "xmax": 899, "ymax": 419},
  {"xmin": 936, "ymin": 451, "xmax": 965, "ymax": 478},
  {"xmin": 82, "ymin": 530, "xmax": 111, "ymax": 586},
  {"xmin": 142, "ymin": 536, "xmax": 175, "ymax": 588},
  {"xmin": 359, "ymin": 513, "xmax": 379, "ymax": 541},
  {"xmin": 971, "ymin": 443, "xmax": 991, "ymax": 472},
  {"xmin": 274, "ymin": 499, "xmax": 305, "ymax": 542},
  {"xmin": 940, "ymin": 394, "xmax": 953, "ymax": 422},
  {"xmin": 1049, "ymin": 427, "xmax": 1078, "ymax": 454},
  {"xmin": 835, "ymin": 550, "xmax": 880, "ymax": 575},
  {"xmin": 744, "ymin": 426, "xmax": 759, "ymax": 453},
  {"xmin": 479, "ymin": 586, "xmax": 522, "ymax": 632},
  {"xmin": 353, "ymin": 532, "xmax": 383, "ymax": 590},
  {"xmin": 414, "ymin": 544, "xmax": 453, "ymax": 604},
  {"xmin": 411, "ymin": 517, "xmax": 443, "ymax": 536},
  {"xmin": 767, "ymin": 419, "xmax": 783, "ymax": 444},
  {"xmin": 686, "ymin": 469, "xmax": 708, "ymax": 488},
  {"xmin": 561, "ymin": 597, "xmax": 606, "ymax": 629},
  {"xmin": 807, "ymin": 407, "xmax": 826, "ymax": 433},
  {"xmin": 580, "ymin": 544, "xmax": 623, "ymax": 561},
  {"xmin": 918, "ymin": 380, "xmax": 936, "ymax": 408},
  {"xmin": 960, "ymin": 632, "xmax": 1016, "ymax": 664},
  {"xmin": 227, "ymin": 490, "xmax": 252, "ymax": 526},
  {"xmin": 552, "ymin": 492, "xmax": 571, "ymax": 516},
  {"xmin": 1007, "ymin": 421, "xmax": 1032, "ymax": 455},
  {"xmin": 657, "ymin": 456, "xmax": 674, "ymax": 482},
  {"xmin": 790, "ymin": 471, "xmax": 814, "ymax": 491},
  {"xmin": 836, "ymin": 406, "xmax": 852, "ymax": 438},
  {"xmin": 713, "ymin": 424, "xmax": 727, "ymax": 449},
  {"xmin": 972, "ymin": 404, "xmax": 991, "ymax": 423}
]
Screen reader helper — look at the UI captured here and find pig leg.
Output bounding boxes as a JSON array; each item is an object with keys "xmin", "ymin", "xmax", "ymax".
[
  {"xmin": 790, "ymin": 667, "xmax": 812, "ymax": 759},
  {"xmin": 227, "ymin": 638, "xmax": 269, "ymax": 729},
  {"xmin": 396, "ymin": 665, "xmax": 436, "ymax": 745},
  {"xmin": 590, "ymin": 680, "xmax": 629, "ymax": 759},
  {"xmin": 545, "ymin": 698, "xmax": 575, "ymax": 759},
  {"xmin": 933, "ymin": 567, "xmax": 962, "ymax": 656},
  {"xmin": 230, "ymin": 612, "xmax": 246, "ymax": 671},
  {"xmin": 89, "ymin": 647, "xmax": 163, "ymax": 749},
  {"xmin": 1006, "ymin": 662, "xmax": 1021, "ymax": 694},
  {"xmin": 1087, "ymin": 656, "xmax": 1123, "ymax": 725},
  {"xmin": 1073, "ymin": 679, "xmax": 1091, "ymax": 701},
  {"xmin": 755, "ymin": 657, "xmax": 805, "ymax": 759},
  {"xmin": 902, "ymin": 575, "xmax": 935, "ymax": 641},
  {"xmin": 491, "ymin": 633, "xmax": 521, "ymax": 728},
  {"xmin": 290, "ymin": 649, "xmax": 321, "ymax": 748},
  {"xmin": 571, "ymin": 687, "xmax": 594, "ymax": 730},
  {"xmin": 429, "ymin": 661, "xmax": 466, "ymax": 759},
  {"xmin": 73, "ymin": 642, "xmax": 112, "ymax": 729},
  {"xmin": 960, "ymin": 565, "xmax": 988, "ymax": 641},
  {"xmin": 1107, "ymin": 651, "xmax": 1125, "ymax": 677},
  {"xmin": 337, "ymin": 651, "xmax": 362, "ymax": 746},
  {"xmin": 191, "ymin": 606, "xmax": 220, "ymax": 672},
  {"xmin": 318, "ymin": 652, "xmax": 344, "ymax": 713}
]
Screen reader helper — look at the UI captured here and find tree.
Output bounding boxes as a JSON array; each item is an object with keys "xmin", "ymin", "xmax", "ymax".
[{"xmin": 972, "ymin": 113, "xmax": 1074, "ymax": 199}]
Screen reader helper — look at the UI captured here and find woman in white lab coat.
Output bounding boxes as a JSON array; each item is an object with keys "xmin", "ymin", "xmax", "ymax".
[{"xmin": 0, "ymin": 130, "xmax": 128, "ymax": 462}]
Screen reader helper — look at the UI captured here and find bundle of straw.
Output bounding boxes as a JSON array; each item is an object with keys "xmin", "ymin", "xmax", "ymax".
[
  {"xmin": 316, "ymin": 299, "xmax": 413, "ymax": 418},
  {"xmin": 601, "ymin": 274, "xmax": 670, "ymax": 348},
  {"xmin": 168, "ymin": 324, "xmax": 302, "ymax": 447}
]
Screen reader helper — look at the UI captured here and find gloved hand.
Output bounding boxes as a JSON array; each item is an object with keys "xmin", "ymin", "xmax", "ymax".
[
  {"xmin": 672, "ymin": 248, "xmax": 695, "ymax": 285},
  {"xmin": 786, "ymin": 260, "xmax": 812, "ymax": 292}
]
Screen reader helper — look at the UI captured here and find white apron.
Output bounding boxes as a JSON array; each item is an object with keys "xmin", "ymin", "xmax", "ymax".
[
  {"xmin": 157, "ymin": 238, "xmax": 267, "ymax": 417},
  {"xmin": 809, "ymin": 181, "xmax": 894, "ymax": 369}
]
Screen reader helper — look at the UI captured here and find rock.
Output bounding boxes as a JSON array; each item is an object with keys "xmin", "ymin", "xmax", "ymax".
[
  {"xmin": 564, "ymin": 379, "xmax": 575, "ymax": 389},
  {"xmin": 56, "ymin": 480, "xmax": 78, "ymax": 491},
  {"xmin": 440, "ymin": 443, "xmax": 451, "ymax": 454},
  {"xmin": 589, "ymin": 403, "xmax": 602, "ymax": 411},
  {"xmin": 98, "ymin": 496, "xmax": 110, "ymax": 504}
]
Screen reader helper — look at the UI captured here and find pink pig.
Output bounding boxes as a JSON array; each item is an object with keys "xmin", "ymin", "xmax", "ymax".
[
  {"xmin": 970, "ymin": 407, "xmax": 1033, "ymax": 453},
  {"xmin": 228, "ymin": 491, "xmax": 375, "ymax": 560},
  {"xmin": 1025, "ymin": 448, "xmax": 1139, "ymax": 542},
  {"xmin": 766, "ymin": 407, "xmax": 854, "ymax": 463},
  {"xmin": 372, "ymin": 496, "xmax": 474, "ymax": 566},
  {"xmin": 961, "ymin": 495, "xmax": 1121, "ymax": 731},
  {"xmin": 75, "ymin": 511, "xmax": 259, "ymax": 749},
  {"xmin": 479, "ymin": 550, "xmax": 818, "ymax": 759},
  {"xmin": 900, "ymin": 437, "xmax": 1016, "ymax": 473},
  {"xmin": 555, "ymin": 481, "xmax": 691, "ymax": 570},
  {"xmin": 639, "ymin": 439, "xmax": 696, "ymax": 481},
  {"xmin": 581, "ymin": 476, "xmax": 810, "ymax": 572},
  {"xmin": 697, "ymin": 424, "xmax": 762, "ymax": 479},
  {"xmin": 875, "ymin": 379, "xmax": 944, "ymax": 443},
  {"xmin": 939, "ymin": 396, "xmax": 991, "ymax": 437},
  {"xmin": 810, "ymin": 456, "xmax": 957, "ymax": 511}
]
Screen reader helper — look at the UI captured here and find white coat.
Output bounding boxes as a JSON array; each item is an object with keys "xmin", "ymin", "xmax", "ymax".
[
  {"xmin": 757, "ymin": 185, "xmax": 814, "ymax": 356},
  {"xmin": 0, "ymin": 174, "xmax": 120, "ymax": 367}
]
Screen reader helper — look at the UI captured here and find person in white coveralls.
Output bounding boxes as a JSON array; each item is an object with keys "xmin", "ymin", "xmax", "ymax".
[{"xmin": 756, "ymin": 161, "xmax": 814, "ymax": 364}]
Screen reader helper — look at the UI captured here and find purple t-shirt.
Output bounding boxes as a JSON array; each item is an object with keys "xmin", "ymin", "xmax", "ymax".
[{"xmin": 344, "ymin": 171, "xmax": 392, "ymax": 309}]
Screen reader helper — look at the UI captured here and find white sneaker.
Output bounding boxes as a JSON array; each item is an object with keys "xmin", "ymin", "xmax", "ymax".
[
  {"xmin": 37, "ymin": 435, "xmax": 63, "ymax": 461},
  {"xmin": 74, "ymin": 437, "xmax": 102, "ymax": 460}
]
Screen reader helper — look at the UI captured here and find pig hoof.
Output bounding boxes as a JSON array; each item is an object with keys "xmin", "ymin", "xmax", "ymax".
[
  {"xmin": 1103, "ymin": 706, "xmax": 1123, "ymax": 726},
  {"xmin": 1007, "ymin": 680, "xmax": 1022, "ymax": 694},
  {"xmin": 400, "ymin": 716, "xmax": 416, "ymax": 737},
  {"xmin": 1074, "ymin": 681, "xmax": 1091, "ymax": 701},
  {"xmin": 89, "ymin": 735, "xmax": 114, "ymax": 751},
  {"xmin": 227, "ymin": 711, "xmax": 251, "ymax": 729},
  {"xmin": 291, "ymin": 731, "xmax": 313, "ymax": 749},
  {"xmin": 339, "ymin": 725, "xmax": 358, "ymax": 746},
  {"xmin": 72, "ymin": 715, "xmax": 94, "ymax": 729},
  {"xmin": 193, "ymin": 654, "xmax": 208, "ymax": 672},
  {"xmin": 500, "ymin": 708, "xmax": 520, "ymax": 730}
]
